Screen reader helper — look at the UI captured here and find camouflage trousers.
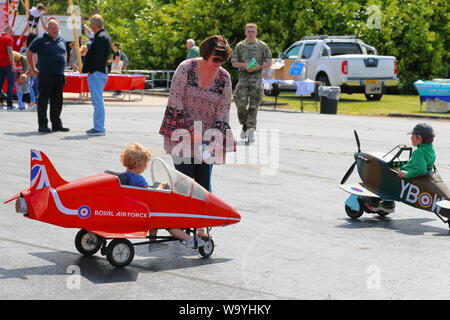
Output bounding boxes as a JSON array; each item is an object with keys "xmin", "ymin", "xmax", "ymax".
[{"xmin": 233, "ymin": 78, "xmax": 263, "ymax": 130}]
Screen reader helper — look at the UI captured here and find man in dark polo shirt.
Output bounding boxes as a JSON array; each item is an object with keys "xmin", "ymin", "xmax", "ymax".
[
  {"xmin": 82, "ymin": 14, "xmax": 111, "ymax": 136},
  {"xmin": 28, "ymin": 19, "xmax": 69, "ymax": 133}
]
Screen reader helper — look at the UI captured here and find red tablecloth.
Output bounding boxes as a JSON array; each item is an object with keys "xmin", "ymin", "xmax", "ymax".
[
  {"xmin": 3, "ymin": 73, "xmax": 146, "ymax": 94},
  {"xmin": 64, "ymin": 73, "xmax": 146, "ymax": 93},
  {"xmin": 3, "ymin": 73, "xmax": 147, "ymax": 93}
]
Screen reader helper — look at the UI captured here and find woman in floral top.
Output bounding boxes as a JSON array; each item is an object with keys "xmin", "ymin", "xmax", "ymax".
[{"xmin": 159, "ymin": 35, "xmax": 236, "ymax": 237}]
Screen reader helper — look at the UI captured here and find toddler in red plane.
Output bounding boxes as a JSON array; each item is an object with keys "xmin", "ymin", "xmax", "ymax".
[{"xmin": 120, "ymin": 143, "xmax": 205, "ymax": 251}]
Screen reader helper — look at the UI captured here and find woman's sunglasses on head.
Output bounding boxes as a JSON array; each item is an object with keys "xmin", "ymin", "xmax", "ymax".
[{"xmin": 212, "ymin": 57, "xmax": 226, "ymax": 63}]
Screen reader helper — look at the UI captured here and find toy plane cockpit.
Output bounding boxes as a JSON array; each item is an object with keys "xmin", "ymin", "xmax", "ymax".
[
  {"xmin": 339, "ymin": 131, "xmax": 450, "ymax": 228},
  {"xmin": 4, "ymin": 150, "xmax": 241, "ymax": 267}
]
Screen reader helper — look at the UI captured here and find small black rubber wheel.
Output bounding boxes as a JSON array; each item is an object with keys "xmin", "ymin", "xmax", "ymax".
[
  {"xmin": 199, "ymin": 238, "xmax": 214, "ymax": 258},
  {"xmin": 75, "ymin": 229, "xmax": 103, "ymax": 256},
  {"xmin": 106, "ymin": 239, "xmax": 135, "ymax": 268},
  {"xmin": 345, "ymin": 204, "xmax": 364, "ymax": 219}
]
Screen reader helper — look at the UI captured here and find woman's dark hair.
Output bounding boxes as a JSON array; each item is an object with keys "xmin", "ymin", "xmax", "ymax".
[{"xmin": 199, "ymin": 35, "xmax": 232, "ymax": 62}]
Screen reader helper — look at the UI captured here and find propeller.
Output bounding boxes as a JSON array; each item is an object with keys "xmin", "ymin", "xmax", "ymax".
[
  {"xmin": 340, "ymin": 161, "xmax": 357, "ymax": 185},
  {"xmin": 340, "ymin": 130, "xmax": 361, "ymax": 185},
  {"xmin": 354, "ymin": 130, "xmax": 361, "ymax": 153}
]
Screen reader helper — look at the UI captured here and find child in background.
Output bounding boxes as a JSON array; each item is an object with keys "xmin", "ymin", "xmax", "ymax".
[
  {"xmin": 120, "ymin": 142, "xmax": 205, "ymax": 251},
  {"xmin": 17, "ymin": 3, "xmax": 47, "ymax": 45},
  {"xmin": 398, "ymin": 123, "xmax": 436, "ymax": 179},
  {"xmin": 28, "ymin": 4, "xmax": 47, "ymax": 31},
  {"xmin": 13, "ymin": 51, "xmax": 33, "ymax": 110},
  {"xmin": 25, "ymin": 33, "xmax": 39, "ymax": 106}
]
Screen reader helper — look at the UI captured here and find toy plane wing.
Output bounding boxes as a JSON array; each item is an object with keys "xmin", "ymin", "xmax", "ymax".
[
  {"xmin": 339, "ymin": 183, "xmax": 379, "ymax": 198},
  {"xmin": 436, "ymin": 200, "xmax": 450, "ymax": 210}
]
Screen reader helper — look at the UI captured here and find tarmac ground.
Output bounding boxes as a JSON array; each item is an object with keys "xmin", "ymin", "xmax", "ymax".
[{"xmin": 1, "ymin": 92, "xmax": 450, "ymax": 300}]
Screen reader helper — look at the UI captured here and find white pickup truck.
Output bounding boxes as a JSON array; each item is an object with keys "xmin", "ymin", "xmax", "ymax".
[{"xmin": 270, "ymin": 35, "xmax": 399, "ymax": 101}]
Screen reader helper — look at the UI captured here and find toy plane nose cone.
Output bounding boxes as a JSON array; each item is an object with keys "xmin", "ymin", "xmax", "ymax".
[
  {"xmin": 206, "ymin": 194, "xmax": 241, "ymax": 225},
  {"xmin": 228, "ymin": 208, "xmax": 241, "ymax": 225}
]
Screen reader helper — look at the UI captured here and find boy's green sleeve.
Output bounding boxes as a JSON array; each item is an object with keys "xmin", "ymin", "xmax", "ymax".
[{"xmin": 400, "ymin": 149, "xmax": 428, "ymax": 179}]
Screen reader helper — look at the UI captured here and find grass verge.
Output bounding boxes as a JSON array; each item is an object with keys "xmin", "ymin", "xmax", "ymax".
[{"xmin": 262, "ymin": 92, "xmax": 450, "ymax": 117}]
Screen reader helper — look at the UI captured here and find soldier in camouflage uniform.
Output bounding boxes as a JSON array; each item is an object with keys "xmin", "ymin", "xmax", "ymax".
[{"xmin": 231, "ymin": 23, "xmax": 272, "ymax": 143}]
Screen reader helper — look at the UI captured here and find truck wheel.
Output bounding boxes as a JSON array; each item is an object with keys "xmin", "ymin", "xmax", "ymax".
[
  {"xmin": 106, "ymin": 239, "xmax": 135, "ymax": 268},
  {"xmin": 264, "ymin": 89, "xmax": 277, "ymax": 97},
  {"xmin": 316, "ymin": 74, "xmax": 330, "ymax": 86},
  {"xmin": 264, "ymin": 83, "xmax": 280, "ymax": 97},
  {"xmin": 313, "ymin": 74, "xmax": 330, "ymax": 99},
  {"xmin": 75, "ymin": 229, "xmax": 103, "ymax": 256},
  {"xmin": 365, "ymin": 93, "xmax": 382, "ymax": 101}
]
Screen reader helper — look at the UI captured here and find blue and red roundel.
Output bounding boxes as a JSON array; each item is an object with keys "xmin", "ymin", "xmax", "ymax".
[
  {"xmin": 419, "ymin": 193, "xmax": 432, "ymax": 208},
  {"xmin": 78, "ymin": 206, "xmax": 91, "ymax": 219}
]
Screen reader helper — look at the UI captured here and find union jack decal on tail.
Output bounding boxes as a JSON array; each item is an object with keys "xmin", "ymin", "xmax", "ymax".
[{"xmin": 30, "ymin": 150, "xmax": 51, "ymax": 190}]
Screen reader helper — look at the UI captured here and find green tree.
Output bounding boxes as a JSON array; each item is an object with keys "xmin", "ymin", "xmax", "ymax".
[{"xmin": 26, "ymin": 0, "xmax": 449, "ymax": 93}]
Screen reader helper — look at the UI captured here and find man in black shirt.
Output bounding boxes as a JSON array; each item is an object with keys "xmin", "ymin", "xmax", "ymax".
[
  {"xmin": 28, "ymin": 19, "xmax": 69, "ymax": 133},
  {"xmin": 82, "ymin": 14, "xmax": 111, "ymax": 136}
]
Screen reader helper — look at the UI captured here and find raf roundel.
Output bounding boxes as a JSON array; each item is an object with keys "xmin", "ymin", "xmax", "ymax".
[
  {"xmin": 351, "ymin": 187, "xmax": 364, "ymax": 193},
  {"xmin": 78, "ymin": 206, "xmax": 91, "ymax": 219},
  {"xmin": 419, "ymin": 193, "xmax": 432, "ymax": 208}
]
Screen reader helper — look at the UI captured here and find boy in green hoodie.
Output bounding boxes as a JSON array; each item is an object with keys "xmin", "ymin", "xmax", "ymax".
[{"xmin": 398, "ymin": 123, "xmax": 436, "ymax": 179}]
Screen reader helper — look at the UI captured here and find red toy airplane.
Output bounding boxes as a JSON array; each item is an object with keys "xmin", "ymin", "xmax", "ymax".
[{"xmin": 4, "ymin": 150, "xmax": 241, "ymax": 267}]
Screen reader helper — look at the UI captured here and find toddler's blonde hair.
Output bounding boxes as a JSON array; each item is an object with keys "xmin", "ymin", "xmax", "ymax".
[
  {"xmin": 120, "ymin": 142, "xmax": 151, "ymax": 170},
  {"xmin": 13, "ymin": 51, "xmax": 22, "ymax": 63}
]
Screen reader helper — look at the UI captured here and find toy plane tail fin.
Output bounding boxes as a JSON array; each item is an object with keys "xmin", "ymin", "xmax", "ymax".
[{"xmin": 30, "ymin": 150, "xmax": 68, "ymax": 191}]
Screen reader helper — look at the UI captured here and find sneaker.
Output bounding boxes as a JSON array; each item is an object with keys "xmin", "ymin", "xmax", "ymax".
[
  {"xmin": 6, "ymin": 106, "xmax": 14, "ymax": 111},
  {"xmin": 380, "ymin": 200, "xmax": 395, "ymax": 210},
  {"xmin": 148, "ymin": 242, "xmax": 169, "ymax": 252},
  {"xmin": 52, "ymin": 127, "xmax": 70, "ymax": 132},
  {"xmin": 38, "ymin": 127, "xmax": 52, "ymax": 133},
  {"xmin": 184, "ymin": 236, "xmax": 205, "ymax": 249},
  {"xmin": 86, "ymin": 128, "xmax": 106, "ymax": 136},
  {"xmin": 240, "ymin": 125, "xmax": 247, "ymax": 139}
]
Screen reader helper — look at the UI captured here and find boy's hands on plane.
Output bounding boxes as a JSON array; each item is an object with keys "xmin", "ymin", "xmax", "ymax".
[
  {"xmin": 397, "ymin": 171, "xmax": 407, "ymax": 178},
  {"xmin": 156, "ymin": 182, "xmax": 170, "ymax": 190}
]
